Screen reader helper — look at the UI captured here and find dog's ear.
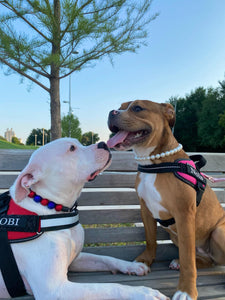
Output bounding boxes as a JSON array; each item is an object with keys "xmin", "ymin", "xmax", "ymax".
[
  {"xmin": 13, "ymin": 165, "xmax": 41, "ymax": 202},
  {"xmin": 161, "ymin": 103, "xmax": 176, "ymax": 128}
]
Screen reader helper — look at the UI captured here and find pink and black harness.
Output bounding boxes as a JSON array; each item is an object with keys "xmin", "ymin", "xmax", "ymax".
[
  {"xmin": 138, "ymin": 155, "xmax": 207, "ymax": 227},
  {"xmin": 0, "ymin": 191, "xmax": 79, "ymax": 297}
]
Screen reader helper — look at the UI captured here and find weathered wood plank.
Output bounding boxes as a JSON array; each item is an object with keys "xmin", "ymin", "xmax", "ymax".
[
  {"xmin": 79, "ymin": 189, "xmax": 225, "ymax": 205},
  {"xmin": 85, "ymin": 172, "xmax": 136, "ymax": 188},
  {"xmin": 84, "ymin": 226, "xmax": 170, "ymax": 244},
  {"xmin": 83, "ymin": 244, "xmax": 179, "ymax": 262},
  {"xmin": 1, "ymin": 149, "xmax": 225, "ymax": 173},
  {"xmin": 80, "ymin": 209, "xmax": 142, "ymax": 225},
  {"xmin": 12, "ymin": 268, "xmax": 225, "ymax": 300},
  {"xmin": 86, "ymin": 172, "xmax": 225, "ymax": 188},
  {"xmin": 1, "ymin": 171, "xmax": 225, "ymax": 189},
  {"xmin": 78, "ymin": 190, "xmax": 139, "ymax": 206},
  {"xmin": 0, "ymin": 186, "xmax": 224, "ymax": 205}
]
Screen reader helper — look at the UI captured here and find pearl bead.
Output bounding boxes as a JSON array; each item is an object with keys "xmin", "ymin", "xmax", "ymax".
[{"xmin": 134, "ymin": 144, "xmax": 183, "ymax": 161}]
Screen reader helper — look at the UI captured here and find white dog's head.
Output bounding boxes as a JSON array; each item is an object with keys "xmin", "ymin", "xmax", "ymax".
[{"xmin": 10, "ymin": 138, "xmax": 111, "ymax": 210}]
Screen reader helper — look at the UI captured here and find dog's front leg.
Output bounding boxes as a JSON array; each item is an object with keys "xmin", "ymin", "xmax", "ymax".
[
  {"xmin": 172, "ymin": 207, "xmax": 197, "ymax": 300},
  {"xmin": 135, "ymin": 198, "xmax": 157, "ymax": 267},
  {"xmin": 50, "ymin": 281, "xmax": 169, "ymax": 300},
  {"xmin": 69, "ymin": 252, "xmax": 149, "ymax": 276}
]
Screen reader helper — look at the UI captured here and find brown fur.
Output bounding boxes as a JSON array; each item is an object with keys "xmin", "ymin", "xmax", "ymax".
[{"xmin": 108, "ymin": 100, "xmax": 225, "ymax": 299}]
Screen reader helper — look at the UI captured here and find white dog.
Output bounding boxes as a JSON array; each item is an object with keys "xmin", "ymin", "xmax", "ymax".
[{"xmin": 0, "ymin": 138, "xmax": 168, "ymax": 300}]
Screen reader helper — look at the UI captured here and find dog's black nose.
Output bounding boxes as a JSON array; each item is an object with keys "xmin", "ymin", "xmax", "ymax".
[
  {"xmin": 97, "ymin": 142, "xmax": 109, "ymax": 151},
  {"xmin": 109, "ymin": 110, "xmax": 120, "ymax": 118},
  {"xmin": 108, "ymin": 110, "xmax": 120, "ymax": 133}
]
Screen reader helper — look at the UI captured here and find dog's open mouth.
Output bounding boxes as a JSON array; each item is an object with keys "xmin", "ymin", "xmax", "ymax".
[
  {"xmin": 88, "ymin": 152, "xmax": 112, "ymax": 182},
  {"xmin": 107, "ymin": 130, "xmax": 150, "ymax": 149}
]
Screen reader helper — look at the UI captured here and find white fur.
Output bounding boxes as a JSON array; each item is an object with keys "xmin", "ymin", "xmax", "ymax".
[
  {"xmin": 1, "ymin": 138, "xmax": 168, "ymax": 300},
  {"xmin": 172, "ymin": 291, "xmax": 192, "ymax": 300},
  {"xmin": 137, "ymin": 173, "xmax": 168, "ymax": 219}
]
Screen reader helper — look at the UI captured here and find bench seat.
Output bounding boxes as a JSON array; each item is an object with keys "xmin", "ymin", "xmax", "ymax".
[{"xmin": 0, "ymin": 150, "xmax": 225, "ymax": 299}]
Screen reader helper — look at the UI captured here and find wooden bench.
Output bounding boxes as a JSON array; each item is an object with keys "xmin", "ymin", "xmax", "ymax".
[{"xmin": 0, "ymin": 149, "xmax": 225, "ymax": 299}]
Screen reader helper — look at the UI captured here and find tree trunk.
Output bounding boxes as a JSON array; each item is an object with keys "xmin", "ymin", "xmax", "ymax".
[
  {"xmin": 50, "ymin": 0, "xmax": 61, "ymax": 141},
  {"xmin": 50, "ymin": 77, "xmax": 61, "ymax": 140}
]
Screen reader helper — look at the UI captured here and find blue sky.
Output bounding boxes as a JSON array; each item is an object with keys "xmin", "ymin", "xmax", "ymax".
[{"xmin": 1, "ymin": 0, "xmax": 225, "ymax": 143}]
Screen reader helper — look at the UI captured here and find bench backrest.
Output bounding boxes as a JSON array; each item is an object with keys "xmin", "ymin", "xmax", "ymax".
[{"xmin": 0, "ymin": 149, "xmax": 225, "ymax": 262}]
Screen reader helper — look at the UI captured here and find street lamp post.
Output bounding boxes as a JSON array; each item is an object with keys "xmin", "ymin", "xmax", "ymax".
[{"xmin": 34, "ymin": 134, "xmax": 37, "ymax": 147}]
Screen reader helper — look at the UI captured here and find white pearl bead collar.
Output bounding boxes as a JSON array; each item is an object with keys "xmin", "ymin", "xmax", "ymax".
[{"xmin": 134, "ymin": 144, "xmax": 183, "ymax": 161}]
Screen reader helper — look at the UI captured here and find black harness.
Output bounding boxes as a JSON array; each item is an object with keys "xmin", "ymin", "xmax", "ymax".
[
  {"xmin": 0, "ymin": 191, "xmax": 79, "ymax": 297},
  {"xmin": 138, "ymin": 155, "xmax": 207, "ymax": 227}
]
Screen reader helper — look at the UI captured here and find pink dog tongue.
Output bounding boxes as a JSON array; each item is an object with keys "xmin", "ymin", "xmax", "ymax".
[{"xmin": 107, "ymin": 131, "xmax": 129, "ymax": 148}]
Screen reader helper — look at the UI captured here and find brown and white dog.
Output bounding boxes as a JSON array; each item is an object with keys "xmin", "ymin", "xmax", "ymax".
[{"xmin": 107, "ymin": 100, "xmax": 225, "ymax": 300}]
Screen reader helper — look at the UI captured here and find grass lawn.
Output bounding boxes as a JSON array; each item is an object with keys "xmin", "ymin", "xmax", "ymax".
[{"xmin": 0, "ymin": 139, "xmax": 38, "ymax": 149}]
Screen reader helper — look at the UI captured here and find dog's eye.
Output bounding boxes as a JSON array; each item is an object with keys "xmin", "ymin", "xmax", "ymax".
[
  {"xmin": 69, "ymin": 145, "xmax": 76, "ymax": 152},
  {"xmin": 132, "ymin": 105, "xmax": 144, "ymax": 112}
]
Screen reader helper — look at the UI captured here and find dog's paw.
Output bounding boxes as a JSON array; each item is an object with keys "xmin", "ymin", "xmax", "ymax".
[
  {"xmin": 130, "ymin": 286, "xmax": 169, "ymax": 300},
  {"xmin": 172, "ymin": 291, "xmax": 192, "ymax": 300},
  {"xmin": 118, "ymin": 261, "xmax": 150, "ymax": 276},
  {"xmin": 169, "ymin": 259, "xmax": 180, "ymax": 270}
]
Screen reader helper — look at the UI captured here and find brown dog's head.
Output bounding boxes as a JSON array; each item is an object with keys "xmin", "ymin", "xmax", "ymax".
[{"xmin": 107, "ymin": 100, "xmax": 175, "ymax": 151}]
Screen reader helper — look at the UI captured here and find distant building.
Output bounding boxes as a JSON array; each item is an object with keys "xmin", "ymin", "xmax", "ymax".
[{"xmin": 5, "ymin": 128, "xmax": 15, "ymax": 142}]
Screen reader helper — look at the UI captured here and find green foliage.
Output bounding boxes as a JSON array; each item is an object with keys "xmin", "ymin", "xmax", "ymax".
[
  {"xmin": 81, "ymin": 131, "xmax": 100, "ymax": 145},
  {"xmin": 219, "ymin": 111, "xmax": 225, "ymax": 146},
  {"xmin": 26, "ymin": 128, "xmax": 51, "ymax": 145},
  {"xmin": 197, "ymin": 88, "xmax": 225, "ymax": 151},
  {"xmin": 0, "ymin": 0, "xmax": 157, "ymax": 139},
  {"xmin": 0, "ymin": 139, "xmax": 37, "ymax": 149},
  {"xmin": 169, "ymin": 86, "xmax": 225, "ymax": 152},
  {"xmin": 61, "ymin": 114, "xmax": 82, "ymax": 140},
  {"xmin": 0, "ymin": 0, "xmax": 157, "ymax": 82},
  {"xmin": 12, "ymin": 136, "xmax": 22, "ymax": 145}
]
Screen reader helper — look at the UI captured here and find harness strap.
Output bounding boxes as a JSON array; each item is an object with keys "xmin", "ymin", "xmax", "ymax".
[
  {"xmin": 0, "ymin": 192, "xmax": 79, "ymax": 297},
  {"xmin": 155, "ymin": 217, "xmax": 175, "ymax": 227},
  {"xmin": 0, "ymin": 231, "xmax": 27, "ymax": 297},
  {"xmin": 0, "ymin": 211, "xmax": 79, "ymax": 235},
  {"xmin": 137, "ymin": 155, "xmax": 207, "ymax": 227}
]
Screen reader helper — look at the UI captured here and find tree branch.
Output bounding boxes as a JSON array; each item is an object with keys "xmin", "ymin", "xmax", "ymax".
[
  {"xmin": 0, "ymin": 1, "xmax": 51, "ymax": 42},
  {"xmin": 0, "ymin": 57, "xmax": 50, "ymax": 93}
]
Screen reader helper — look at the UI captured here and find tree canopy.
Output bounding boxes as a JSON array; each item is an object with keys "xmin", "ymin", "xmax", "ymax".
[
  {"xmin": 61, "ymin": 113, "xmax": 82, "ymax": 140},
  {"xmin": 26, "ymin": 128, "xmax": 51, "ymax": 145},
  {"xmin": 81, "ymin": 131, "xmax": 100, "ymax": 145},
  {"xmin": 0, "ymin": 0, "xmax": 158, "ymax": 140},
  {"xmin": 169, "ymin": 84, "xmax": 225, "ymax": 152}
]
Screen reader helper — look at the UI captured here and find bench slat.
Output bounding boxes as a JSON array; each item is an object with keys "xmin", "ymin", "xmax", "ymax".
[
  {"xmin": 1, "ymin": 172, "xmax": 225, "ymax": 189},
  {"xmin": 79, "ymin": 191, "xmax": 138, "ymax": 205},
  {"xmin": 80, "ymin": 209, "xmax": 142, "ymax": 224},
  {"xmin": 79, "ymin": 189, "xmax": 225, "ymax": 205},
  {"xmin": 84, "ymin": 226, "xmax": 170, "ymax": 244},
  {"xmin": 13, "ymin": 267, "xmax": 225, "ymax": 300},
  {"xmin": 83, "ymin": 243, "xmax": 178, "ymax": 262},
  {"xmin": 1, "ymin": 149, "xmax": 225, "ymax": 172}
]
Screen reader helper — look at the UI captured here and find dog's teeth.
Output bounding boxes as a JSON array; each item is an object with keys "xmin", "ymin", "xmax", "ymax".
[{"xmin": 134, "ymin": 133, "xmax": 142, "ymax": 138}]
